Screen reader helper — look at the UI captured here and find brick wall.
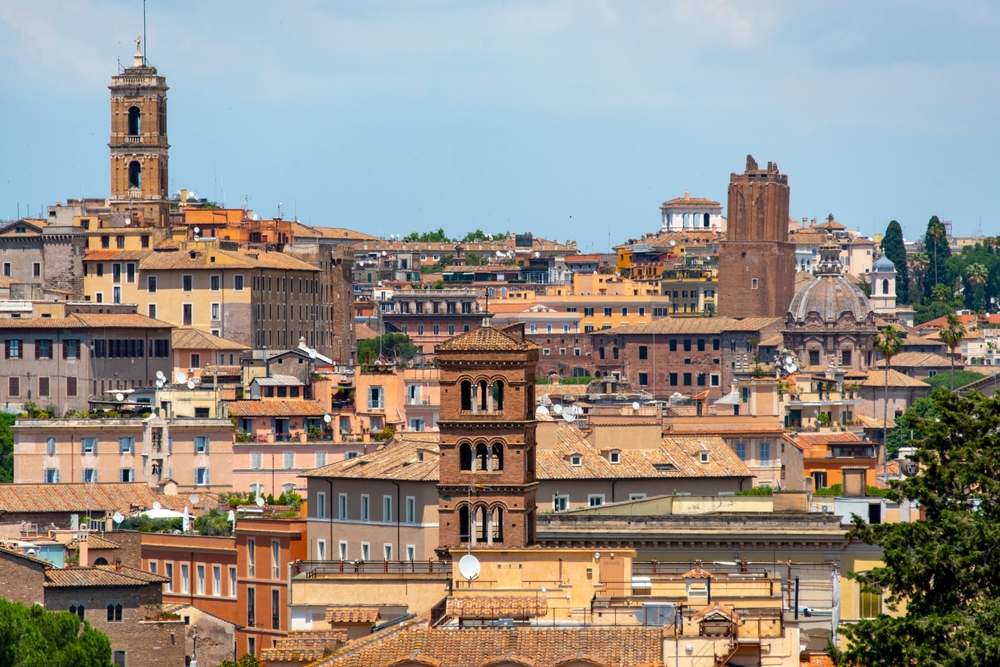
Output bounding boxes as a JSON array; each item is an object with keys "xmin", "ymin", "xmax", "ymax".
[
  {"xmin": 717, "ymin": 240, "xmax": 797, "ymax": 319},
  {"xmin": 0, "ymin": 549, "xmax": 47, "ymax": 605},
  {"xmin": 591, "ymin": 332, "xmax": 726, "ymax": 400}
]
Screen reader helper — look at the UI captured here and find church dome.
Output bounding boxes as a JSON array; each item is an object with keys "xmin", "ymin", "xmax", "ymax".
[
  {"xmin": 871, "ymin": 253, "xmax": 896, "ymax": 273},
  {"xmin": 788, "ymin": 236, "xmax": 873, "ymax": 324}
]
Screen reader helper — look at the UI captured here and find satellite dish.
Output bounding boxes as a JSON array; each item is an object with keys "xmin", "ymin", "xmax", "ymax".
[
  {"xmin": 189, "ymin": 494, "xmax": 200, "ymax": 505},
  {"xmin": 324, "ymin": 414, "xmax": 332, "ymax": 423},
  {"xmin": 227, "ymin": 510, "xmax": 236, "ymax": 522},
  {"xmin": 564, "ymin": 405, "xmax": 577, "ymax": 417},
  {"xmin": 187, "ymin": 380, "xmax": 196, "ymax": 390},
  {"xmin": 552, "ymin": 404, "xmax": 563, "ymax": 415},
  {"xmin": 632, "ymin": 402, "xmax": 641, "ymax": 411},
  {"xmin": 534, "ymin": 251, "xmax": 540, "ymax": 257},
  {"xmin": 535, "ymin": 406, "xmax": 549, "ymax": 416},
  {"xmin": 381, "ymin": 251, "xmax": 387, "ymax": 256},
  {"xmin": 152, "ymin": 502, "xmax": 162, "ymax": 510},
  {"xmin": 156, "ymin": 380, "xmax": 165, "ymax": 388},
  {"xmin": 193, "ymin": 226, "xmax": 201, "ymax": 235},
  {"xmin": 115, "ymin": 393, "xmax": 125, "ymax": 402},
  {"xmin": 255, "ymin": 497, "xmax": 265, "ymax": 507},
  {"xmin": 458, "ymin": 554, "xmax": 481, "ymax": 581},
  {"xmin": 902, "ymin": 460, "xmax": 919, "ymax": 477},
  {"xmin": 563, "ymin": 412, "xmax": 575, "ymax": 423},
  {"xmin": 156, "ymin": 371, "xmax": 166, "ymax": 380},
  {"xmin": 112, "ymin": 512, "xmax": 124, "ymax": 525},
  {"xmin": 174, "ymin": 371, "xmax": 187, "ymax": 384}
]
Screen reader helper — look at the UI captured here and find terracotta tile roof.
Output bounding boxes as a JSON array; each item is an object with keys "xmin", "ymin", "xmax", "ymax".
[
  {"xmin": 70, "ymin": 534, "xmax": 122, "ymax": 550},
  {"xmin": 446, "ymin": 596, "xmax": 547, "ymax": 619},
  {"xmin": 535, "ymin": 385, "xmax": 588, "ymax": 397},
  {"xmin": 172, "ymin": 328, "xmax": 249, "ymax": 351},
  {"xmin": 301, "ymin": 436, "xmax": 441, "ymax": 482},
  {"xmin": 482, "ymin": 302, "xmax": 533, "ymax": 314},
  {"xmin": 874, "ymin": 351, "xmax": 952, "ymax": 369},
  {"xmin": 84, "ymin": 249, "xmax": 152, "ymax": 262},
  {"xmin": 261, "ymin": 630, "xmax": 349, "ymax": 663},
  {"xmin": 0, "ymin": 545, "xmax": 53, "ymax": 567},
  {"xmin": 536, "ymin": 423, "xmax": 751, "ymax": 480},
  {"xmin": 311, "ymin": 626, "xmax": 664, "ymax": 667},
  {"xmin": 793, "ymin": 432, "xmax": 862, "ymax": 446},
  {"xmin": 0, "ymin": 312, "xmax": 171, "ymax": 330},
  {"xmin": 326, "ymin": 607, "xmax": 381, "ymax": 624},
  {"xmin": 202, "ymin": 365, "xmax": 243, "ymax": 378},
  {"xmin": 291, "ymin": 222, "xmax": 380, "ymax": 241},
  {"xmin": 154, "ymin": 237, "xmax": 180, "ymax": 250},
  {"xmin": 45, "ymin": 565, "xmax": 167, "ymax": 588},
  {"xmin": 436, "ymin": 324, "xmax": 536, "ymax": 352},
  {"xmin": 0, "ymin": 483, "xmax": 196, "ymax": 514},
  {"xmin": 852, "ymin": 414, "xmax": 897, "ymax": 430},
  {"xmin": 861, "ymin": 369, "xmax": 929, "ymax": 388},
  {"xmin": 801, "ymin": 656, "xmax": 835, "ymax": 667},
  {"xmin": 660, "ymin": 195, "xmax": 721, "ymax": 208},
  {"xmin": 139, "ymin": 247, "xmax": 318, "ymax": 272},
  {"xmin": 226, "ymin": 399, "xmax": 327, "ymax": 417},
  {"xmin": 0, "ymin": 275, "xmax": 21, "ymax": 288},
  {"xmin": 357, "ymin": 324, "xmax": 379, "ymax": 340},
  {"xmin": 597, "ymin": 317, "xmax": 782, "ymax": 336}
]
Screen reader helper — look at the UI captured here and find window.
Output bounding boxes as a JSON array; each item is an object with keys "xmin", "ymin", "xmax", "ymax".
[
  {"xmin": 32, "ymin": 262, "xmax": 41, "ymax": 277},
  {"xmin": 697, "ymin": 339, "xmax": 705, "ymax": 352},
  {"xmin": 148, "ymin": 304, "xmax": 157, "ymax": 319},
  {"xmin": 6, "ymin": 339, "xmax": 21, "ymax": 359},
  {"xmin": 272, "ymin": 588, "xmax": 280, "ymax": 629},
  {"xmin": 229, "ymin": 566, "xmax": 237, "ymax": 597},
  {"xmin": 368, "ymin": 386, "xmax": 384, "ymax": 410},
  {"xmin": 683, "ymin": 373, "xmax": 692, "ymax": 386},
  {"xmin": 751, "ymin": 278, "xmax": 758, "ymax": 289},
  {"xmin": 250, "ymin": 452, "xmax": 263, "ymax": 470},
  {"xmin": 812, "ymin": 471, "xmax": 827, "ymax": 490},
  {"xmin": 361, "ymin": 494, "xmax": 370, "ymax": 522},
  {"xmin": 759, "ymin": 442, "xmax": 771, "ymax": 467},
  {"xmin": 2, "ymin": 263, "xmax": 9, "ymax": 277},
  {"xmin": 212, "ymin": 565, "xmax": 221, "ymax": 596},
  {"xmin": 638, "ymin": 373, "xmax": 648, "ymax": 386},
  {"xmin": 44, "ymin": 469, "xmax": 60, "ymax": 483},
  {"xmin": 809, "ymin": 350, "xmax": 820, "ymax": 366},
  {"xmin": 195, "ymin": 468, "xmax": 210, "ymax": 486},
  {"xmin": 141, "ymin": 234, "xmax": 150, "ymax": 248},
  {"xmin": 842, "ymin": 349, "xmax": 852, "ymax": 366},
  {"xmin": 669, "ymin": 372, "xmax": 678, "ymax": 386},
  {"xmin": 638, "ymin": 345, "xmax": 648, "ymax": 360},
  {"xmin": 211, "ymin": 303, "xmax": 220, "ymax": 320},
  {"xmin": 119, "ymin": 437, "xmax": 134, "ymax": 455},
  {"xmin": 383, "ymin": 495, "xmax": 393, "ymax": 522},
  {"xmin": 571, "ymin": 455, "xmax": 582, "ymax": 466},
  {"xmin": 196, "ymin": 564, "xmax": 206, "ymax": 595},
  {"xmin": 339, "ymin": 493, "xmax": 348, "ymax": 519},
  {"xmin": 384, "ymin": 544, "xmax": 393, "ymax": 560},
  {"xmin": 406, "ymin": 497, "xmax": 416, "ymax": 523},
  {"xmin": 339, "ymin": 541, "xmax": 348, "ymax": 559},
  {"xmin": 210, "ymin": 275, "xmax": 221, "ymax": 291},
  {"xmin": 181, "ymin": 274, "xmax": 194, "ymax": 292},
  {"xmin": 119, "ymin": 468, "xmax": 135, "ymax": 482},
  {"xmin": 183, "ymin": 304, "xmax": 193, "ymax": 326},
  {"xmin": 552, "ymin": 495, "xmax": 569, "ymax": 512},
  {"xmin": 234, "ymin": 274, "xmax": 245, "ymax": 291},
  {"xmin": 194, "ymin": 436, "xmax": 209, "ymax": 453},
  {"xmin": 46, "ymin": 437, "xmax": 56, "ymax": 455},
  {"xmin": 272, "ymin": 541, "xmax": 281, "ymax": 579},
  {"xmin": 116, "ymin": 235, "xmax": 125, "ymax": 249},
  {"xmin": 148, "ymin": 561, "xmax": 158, "ymax": 575},
  {"xmin": 610, "ymin": 450, "xmax": 620, "ymax": 464},
  {"xmin": 406, "ymin": 545, "xmax": 416, "ymax": 561},
  {"xmin": 639, "ymin": 307, "xmax": 645, "ymax": 317},
  {"xmin": 82, "ymin": 438, "xmax": 97, "ymax": 455},
  {"xmin": 683, "ymin": 339, "xmax": 692, "ymax": 352},
  {"xmin": 315, "ymin": 451, "xmax": 328, "ymax": 468},
  {"xmin": 859, "ymin": 588, "xmax": 882, "ymax": 618},
  {"xmin": 361, "ymin": 543, "xmax": 370, "ymax": 561},
  {"xmin": 588, "ymin": 494, "xmax": 605, "ymax": 507},
  {"xmin": 584, "ymin": 307, "xmax": 594, "ymax": 317},
  {"xmin": 700, "ymin": 452, "xmax": 709, "ymax": 463},
  {"xmin": 603, "ymin": 307, "xmax": 612, "ymax": 317},
  {"xmin": 247, "ymin": 539, "xmax": 257, "ymax": 578},
  {"xmin": 180, "ymin": 563, "xmax": 190, "ymax": 593}
]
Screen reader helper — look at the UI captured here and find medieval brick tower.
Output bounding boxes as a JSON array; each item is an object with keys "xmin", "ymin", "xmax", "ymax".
[
  {"xmin": 109, "ymin": 38, "xmax": 170, "ymax": 227},
  {"xmin": 717, "ymin": 156, "xmax": 796, "ymax": 319},
  {"xmin": 435, "ymin": 317, "xmax": 539, "ymax": 554}
]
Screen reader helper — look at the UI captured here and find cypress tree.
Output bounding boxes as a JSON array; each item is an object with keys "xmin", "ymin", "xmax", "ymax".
[{"xmin": 880, "ymin": 220, "xmax": 910, "ymax": 304}]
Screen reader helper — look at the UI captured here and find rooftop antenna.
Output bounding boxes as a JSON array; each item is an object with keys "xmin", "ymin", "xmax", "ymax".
[{"xmin": 143, "ymin": 0, "xmax": 147, "ymax": 65}]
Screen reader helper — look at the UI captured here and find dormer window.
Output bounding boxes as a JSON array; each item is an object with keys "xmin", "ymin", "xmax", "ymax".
[
  {"xmin": 700, "ymin": 452, "xmax": 710, "ymax": 463},
  {"xmin": 609, "ymin": 450, "xmax": 620, "ymax": 464},
  {"xmin": 571, "ymin": 455, "xmax": 582, "ymax": 466}
]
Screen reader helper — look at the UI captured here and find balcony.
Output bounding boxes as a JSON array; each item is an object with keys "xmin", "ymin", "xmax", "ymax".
[{"xmin": 126, "ymin": 135, "xmax": 142, "ymax": 144}]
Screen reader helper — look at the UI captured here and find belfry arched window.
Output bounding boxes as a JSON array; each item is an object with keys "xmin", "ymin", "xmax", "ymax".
[
  {"xmin": 459, "ymin": 443, "xmax": 472, "ymax": 471},
  {"xmin": 475, "ymin": 443, "xmax": 489, "ymax": 471},
  {"xmin": 459, "ymin": 505, "xmax": 470, "ymax": 542},
  {"xmin": 492, "ymin": 381, "xmax": 505, "ymax": 411},
  {"xmin": 128, "ymin": 161, "xmax": 142, "ymax": 189},
  {"xmin": 128, "ymin": 106, "xmax": 141, "ymax": 136},
  {"xmin": 479, "ymin": 380, "xmax": 488, "ymax": 411},
  {"xmin": 882, "ymin": 279, "xmax": 889, "ymax": 295},
  {"xmin": 491, "ymin": 443, "xmax": 504, "ymax": 471},
  {"xmin": 461, "ymin": 381, "xmax": 472, "ymax": 411}
]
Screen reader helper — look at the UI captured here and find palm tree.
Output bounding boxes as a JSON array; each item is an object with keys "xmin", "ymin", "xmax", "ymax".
[
  {"xmin": 908, "ymin": 253, "xmax": 929, "ymax": 300},
  {"xmin": 939, "ymin": 313, "xmax": 967, "ymax": 391},
  {"xmin": 873, "ymin": 325, "xmax": 904, "ymax": 449},
  {"xmin": 965, "ymin": 263, "xmax": 989, "ymax": 311},
  {"xmin": 928, "ymin": 221, "xmax": 947, "ymax": 289},
  {"xmin": 931, "ymin": 283, "xmax": 953, "ymax": 303}
]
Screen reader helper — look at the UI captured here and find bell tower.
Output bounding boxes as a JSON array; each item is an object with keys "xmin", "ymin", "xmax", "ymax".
[
  {"xmin": 109, "ymin": 37, "xmax": 170, "ymax": 227},
  {"xmin": 435, "ymin": 317, "xmax": 539, "ymax": 555}
]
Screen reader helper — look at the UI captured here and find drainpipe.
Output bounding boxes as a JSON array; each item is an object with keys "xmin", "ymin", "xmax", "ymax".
[
  {"xmin": 390, "ymin": 480, "xmax": 401, "ymax": 558},
  {"xmin": 611, "ymin": 479, "xmax": 618, "ymax": 504}
]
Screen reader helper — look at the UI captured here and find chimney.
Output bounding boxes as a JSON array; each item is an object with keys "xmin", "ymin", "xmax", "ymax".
[
  {"xmin": 684, "ymin": 190, "xmax": 690, "ymax": 199},
  {"xmin": 78, "ymin": 533, "xmax": 89, "ymax": 566}
]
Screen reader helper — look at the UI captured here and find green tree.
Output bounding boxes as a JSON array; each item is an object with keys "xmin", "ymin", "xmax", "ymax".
[
  {"xmin": 460, "ymin": 229, "xmax": 506, "ymax": 243},
  {"xmin": 939, "ymin": 313, "xmax": 967, "ymax": 390},
  {"xmin": 873, "ymin": 325, "xmax": 904, "ymax": 449},
  {"xmin": 0, "ymin": 411, "xmax": 14, "ymax": 482},
  {"xmin": 881, "ymin": 220, "xmax": 910, "ymax": 304},
  {"xmin": 357, "ymin": 333, "xmax": 418, "ymax": 366},
  {"xmin": 964, "ymin": 263, "xmax": 989, "ymax": 312},
  {"xmin": 464, "ymin": 252, "xmax": 489, "ymax": 266},
  {"xmin": 922, "ymin": 369, "xmax": 986, "ymax": 393},
  {"xmin": 0, "ymin": 598, "xmax": 112, "ymax": 667},
  {"xmin": 922, "ymin": 216, "xmax": 951, "ymax": 301},
  {"xmin": 403, "ymin": 228, "xmax": 449, "ymax": 242},
  {"xmin": 884, "ymin": 397, "xmax": 938, "ymax": 459},
  {"xmin": 193, "ymin": 509, "xmax": 233, "ymax": 536},
  {"xmin": 219, "ymin": 655, "xmax": 263, "ymax": 667},
  {"xmin": 830, "ymin": 389, "xmax": 1000, "ymax": 667},
  {"xmin": 908, "ymin": 252, "xmax": 929, "ymax": 300}
]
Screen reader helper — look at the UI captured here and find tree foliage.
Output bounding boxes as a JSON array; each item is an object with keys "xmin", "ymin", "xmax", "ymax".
[
  {"xmin": 922, "ymin": 216, "xmax": 952, "ymax": 301},
  {"xmin": 0, "ymin": 598, "xmax": 111, "ymax": 667},
  {"xmin": 357, "ymin": 333, "xmax": 418, "ymax": 365},
  {"xmin": 881, "ymin": 220, "xmax": 910, "ymax": 304},
  {"xmin": 0, "ymin": 411, "xmax": 14, "ymax": 483},
  {"xmin": 219, "ymin": 655, "xmax": 262, "ymax": 667},
  {"xmin": 403, "ymin": 228, "xmax": 449, "ymax": 242},
  {"xmin": 460, "ymin": 229, "xmax": 506, "ymax": 243},
  {"xmin": 922, "ymin": 369, "xmax": 987, "ymax": 393},
  {"xmin": 831, "ymin": 389, "xmax": 1000, "ymax": 667},
  {"xmin": 884, "ymin": 396, "xmax": 938, "ymax": 459}
]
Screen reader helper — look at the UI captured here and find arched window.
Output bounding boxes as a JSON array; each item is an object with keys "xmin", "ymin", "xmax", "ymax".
[
  {"xmin": 128, "ymin": 161, "xmax": 141, "ymax": 189},
  {"xmin": 479, "ymin": 380, "xmax": 488, "ymax": 412},
  {"xmin": 460, "ymin": 380, "xmax": 472, "ymax": 411},
  {"xmin": 459, "ymin": 505, "xmax": 470, "ymax": 543},
  {"xmin": 703, "ymin": 213, "xmax": 710, "ymax": 227},
  {"xmin": 882, "ymin": 279, "xmax": 889, "ymax": 295},
  {"xmin": 459, "ymin": 443, "xmax": 472, "ymax": 471},
  {"xmin": 491, "ymin": 506, "xmax": 504, "ymax": 544},
  {"xmin": 94, "ymin": 557, "xmax": 109, "ymax": 566},
  {"xmin": 128, "ymin": 106, "xmax": 141, "ymax": 136},
  {"xmin": 491, "ymin": 443, "xmax": 504, "ymax": 471},
  {"xmin": 492, "ymin": 381, "xmax": 504, "ymax": 411},
  {"xmin": 106, "ymin": 603, "xmax": 122, "ymax": 621},
  {"xmin": 476, "ymin": 443, "xmax": 489, "ymax": 472},
  {"xmin": 477, "ymin": 505, "xmax": 489, "ymax": 543}
]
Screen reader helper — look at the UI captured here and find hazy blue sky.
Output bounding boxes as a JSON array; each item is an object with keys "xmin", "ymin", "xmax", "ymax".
[{"xmin": 2, "ymin": 1, "xmax": 1000, "ymax": 251}]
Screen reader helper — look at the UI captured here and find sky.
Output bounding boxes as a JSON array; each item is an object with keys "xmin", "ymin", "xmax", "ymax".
[{"xmin": 2, "ymin": 1, "xmax": 1000, "ymax": 252}]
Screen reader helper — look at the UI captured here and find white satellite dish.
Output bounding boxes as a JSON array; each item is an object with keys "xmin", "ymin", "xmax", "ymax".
[
  {"xmin": 186, "ymin": 380, "xmax": 196, "ymax": 390},
  {"xmin": 564, "ymin": 405, "xmax": 577, "ymax": 417},
  {"xmin": 112, "ymin": 512, "xmax": 124, "ymax": 525},
  {"xmin": 193, "ymin": 226, "xmax": 201, "ymax": 235},
  {"xmin": 381, "ymin": 251, "xmax": 387, "ymax": 256},
  {"xmin": 156, "ymin": 380, "xmax": 165, "ymax": 388},
  {"xmin": 255, "ymin": 496, "xmax": 265, "ymax": 507},
  {"xmin": 115, "ymin": 392, "xmax": 125, "ymax": 402},
  {"xmin": 152, "ymin": 502, "xmax": 162, "ymax": 510},
  {"xmin": 227, "ymin": 510, "xmax": 236, "ymax": 522},
  {"xmin": 535, "ymin": 406, "xmax": 549, "ymax": 416},
  {"xmin": 552, "ymin": 404, "xmax": 563, "ymax": 415},
  {"xmin": 458, "ymin": 554, "xmax": 481, "ymax": 581},
  {"xmin": 669, "ymin": 240, "xmax": 676, "ymax": 247},
  {"xmin": 323, "ymin": 414, "xmax": 332, "ymax": 423},
  {"xmin": 563, "ymin": 412, "xmax": 574, "ymax": 423},
  {"xmin": 156, "ymin": 370, "xmax": 166, "ymax": 380},
  {"xmin": 632, "ymin": 402, "xmax": 641, "ymax": 411},
  {"xmin": 535, "ymin": 251, "xmax": 540, "ymax": 257},
  {"xmin": 189, "ymin": 494, "xmax": 200, "ymax": 505},
  {"xmin": 174, "ymin": 371, "xmax": 187, "ymax": 384}
]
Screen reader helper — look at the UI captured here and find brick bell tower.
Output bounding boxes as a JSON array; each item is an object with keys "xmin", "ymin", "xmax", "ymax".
[
  {"xmin": 717, "ymin": 155, "xmax": 796, "ymax": 319},
  {"xmin": 109, "ymin": 37, "xmax": 170, "ymax": 227},
  {"xmin": 435, "ymin": 316, "xmax": 539, "ymax": 555}
]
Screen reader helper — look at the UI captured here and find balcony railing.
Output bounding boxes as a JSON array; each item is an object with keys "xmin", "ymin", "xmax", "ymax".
[{"xmin": 296, "ymin": 560, "xmax": 452, "ymax": 578}]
